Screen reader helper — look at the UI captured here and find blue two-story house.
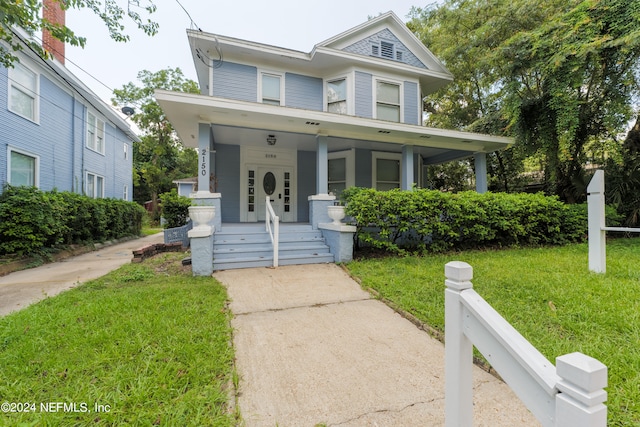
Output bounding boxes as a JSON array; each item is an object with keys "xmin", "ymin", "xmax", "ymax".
[
  {"xmin": 0, "ymin": 9, "xmax": 137, "ymax": 200},
  {"xmin": 156, "ymin": 11, "xmax": 513, "ymax": 271}
]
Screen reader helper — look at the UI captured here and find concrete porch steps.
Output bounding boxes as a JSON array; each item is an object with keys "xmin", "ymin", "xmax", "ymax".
[{"xmin": 213, "ymin": 223, "xmax": 334, "ymax": 270}]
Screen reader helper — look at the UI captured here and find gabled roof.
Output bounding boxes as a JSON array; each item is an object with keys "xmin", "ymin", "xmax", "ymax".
[
  {"xmin": 187, "ymin": 11, "xmax": 453, "ymax": 95},
  {"xmin": 315, "ymin": 11, "xmax": 451, "ymax": 77}
]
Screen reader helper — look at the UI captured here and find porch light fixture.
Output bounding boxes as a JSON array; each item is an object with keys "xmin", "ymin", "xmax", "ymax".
[{"xmin": 267, "ymin": 135, "xmax": 277, "ymax": 145}]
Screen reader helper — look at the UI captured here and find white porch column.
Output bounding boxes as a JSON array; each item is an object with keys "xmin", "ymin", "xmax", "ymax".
[
  {"xmin": 401, "ymin": 145, "xmax": 414, "ymax": 191},
  {"xmin": 316, "ymin": 134, "xmax": 329, "ymax": 195},
  {"xmin": 474, "ymin": 152, "xmax": 488, "ymax": 193}
]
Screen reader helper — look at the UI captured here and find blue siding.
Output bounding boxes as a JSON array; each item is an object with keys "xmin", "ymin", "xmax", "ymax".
[
  {"xmin": 404, "ymin": 81, "xmax": 419, "ymax": 125},
  {"xmin": 297, "ymin": 150, "xmax": 316, "ymax": 222},
  {"xmin": 355, "ymin": 72, "xmax": 373, "ymax": 119},
  {"xmin": 0, "ymin": 64, "xmax": 133, "ymax": 200},
  {"xmin": 285, "ymin": 73, "xmax": 323, "ymax": 111},
  {"xmin": 215, "ymin": 144, "xmax": 241, "ymax": 222},
  {"xmin": 343, "ymin": 29, "xmax": 427, "ymax": 69},
  {"xmin": 212, "ymin": 62, "xmax": 257, "ymax": 102},
  {"xmin": 354, "ymin": 148, "xmax": 372, "ymax": 188}
]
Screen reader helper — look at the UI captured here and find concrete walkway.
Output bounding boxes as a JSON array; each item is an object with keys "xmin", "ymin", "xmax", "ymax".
[
  {"xmin": 214, "ymin": 264, "xmax": 540, "ymax": 427},
  {"xmin": 0, "ymin": 232, "xmax": 164, "ymax": 316}
]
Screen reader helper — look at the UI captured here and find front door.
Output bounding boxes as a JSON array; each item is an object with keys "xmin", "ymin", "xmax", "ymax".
[{"xmin": 258, "ymin": 167, "xmax": 287, "ymax": 221}]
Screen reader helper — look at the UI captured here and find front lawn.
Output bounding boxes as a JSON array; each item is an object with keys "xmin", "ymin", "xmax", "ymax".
[
  {"xmin": 0, "ymin": 253, "xmax": 237, "ymax": 426},
  {"xmin": 346, "ymin": 238, "xmax": 640, "ymax": 427}
]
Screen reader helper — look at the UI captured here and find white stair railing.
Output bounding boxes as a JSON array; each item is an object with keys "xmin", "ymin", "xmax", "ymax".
[
  {"xmin": 445, "ymin": 261, "xmax": 607, "ymax": 427},
  {"xmin": 265, "ymin": 196, "xmax": 279, "ymax": 267}
]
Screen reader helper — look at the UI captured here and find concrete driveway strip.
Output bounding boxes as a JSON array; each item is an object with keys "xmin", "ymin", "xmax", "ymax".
[
  {"xmin": 0, "ymin": 233, "xmax": 164, "ymax": 317},
  {"xmin": 214, "ymin": 264, "xmax": 540, "ymax": 427}
]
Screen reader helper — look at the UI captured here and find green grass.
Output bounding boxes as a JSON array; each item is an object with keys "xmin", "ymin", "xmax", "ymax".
[
  {"xmin": 0, "ymin": 253, "xmax": 237, "ymax": 426},
  {"xmin": 346, "ymin": 238, "xmax": 640, "ymax": 427}
]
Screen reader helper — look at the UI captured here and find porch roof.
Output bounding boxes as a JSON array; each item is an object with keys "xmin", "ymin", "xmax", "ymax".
[{"xmin": 155, "ymin": 89, "xmax": 513, "ymax": 163}]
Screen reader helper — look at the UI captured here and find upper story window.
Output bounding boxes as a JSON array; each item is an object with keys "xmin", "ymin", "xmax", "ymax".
[
  {"xmin": 371, "ymin": 41, "xmax": 405, "ymax": 62},
  {"xmin": 8, "ymin": 62, "xmax": 39, "ymax": 122},
  {"xmin": 260, "ymin": 72, "xmax": 283, "ymax": 106},
  {"xmin": 8, "ymin": 147, "xmax": 39, "ymax": 187},
  {"xmin": 87, "ymin": 111, "xmax": 105, "ymax": 154},
  {"xmin": 375, "ymin": 80, "xmax": 401, "ymax": 122},
  {"xmin": 327, "ymin": 78, "xmax": 347, "ymax": 114}
]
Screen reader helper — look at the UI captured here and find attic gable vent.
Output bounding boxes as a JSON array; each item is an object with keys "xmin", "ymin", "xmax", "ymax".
[
  {"xmin": 380, "ymin": 41, "xmax": 394, "ymax": 59},
  {"xmin": 396, "ymin": 51, "xmax": 403, "ymax": 61},
  {"xmin": 371, "ymin": 44, "xmax": 379, "ymax": 56}
]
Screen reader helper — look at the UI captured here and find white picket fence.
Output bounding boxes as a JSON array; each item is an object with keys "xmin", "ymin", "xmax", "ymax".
[
  {"xmin": 445, "ymin": 261, "xmax": 607, "ymax": 427},
  {"xmin": 587, "ymin": 169, "xmax": 640, "ymax": 273}
]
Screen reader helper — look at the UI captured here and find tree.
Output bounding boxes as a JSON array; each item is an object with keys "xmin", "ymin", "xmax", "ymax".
[
  {"xmin": 111, "ymin": 68, "xmax": 199, "ymax": 215},
  {"xmin": 410, "ymin": 0, "xmax": 640, "ymax": 202},
  {"xmin": 0, "ymin": 0, "xmax": 158, "ymax": 68}
]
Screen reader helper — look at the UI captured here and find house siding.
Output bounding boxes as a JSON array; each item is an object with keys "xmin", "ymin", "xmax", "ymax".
[
  {"xmin": 215, "ymin": 143, "xmax": 241, "ymax": 222},
  {"xmin": 354, "ymin": 71, "xmax": 373, "ymax": 119},
  {"xmin": 343, "ymin": 29, "xmax": 427, "ymax": 69},
  {"xmin": 212, "ymin": 62, "xmax": 257, "ymax": 102},
  {"xmin": 285, "ymin": 73, "xmax": 323, "ymax": 111},
  {"xmin": 0, "ymin": 63, "xmax": 134, "ymax": 200},
  {"xmin": 297, "ymin": 150, "xmax": 316, "ymax": 222},
  {"xmin": 403, "ymin": 81, "xmax": 419, "ymax": 125}
]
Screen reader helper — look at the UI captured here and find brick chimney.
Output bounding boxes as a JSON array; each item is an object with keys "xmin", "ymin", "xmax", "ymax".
[{"xmin": 42, "ymin": 0, "xmax": 65, "ymax": 64}]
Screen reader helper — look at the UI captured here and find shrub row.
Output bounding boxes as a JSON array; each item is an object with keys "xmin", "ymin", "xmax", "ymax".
[
  {"xmin": 0, "ymin": 186, "xmax": 145, "ymax": 256},
  {"xmin": 343, "ymin": 188, "xmax": 590, "ymax": 254}
]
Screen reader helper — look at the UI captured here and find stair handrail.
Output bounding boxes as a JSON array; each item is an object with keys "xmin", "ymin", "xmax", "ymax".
[{"xmin": 265, "ymin": 196, "xmax": 279, "ymax": 267}]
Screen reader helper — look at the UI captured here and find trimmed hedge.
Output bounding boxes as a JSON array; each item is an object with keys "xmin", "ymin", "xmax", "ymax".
[
  {"xmin": 0, "ymin": 186, "xmax": 145, "ymax": 256},
  {"xmin": 159, "ymin": 190, "xmax": 191, "ymax": 229},
  {"xmin": 343, "ymin": 188, "xmax": 590, "ymax": 254}
]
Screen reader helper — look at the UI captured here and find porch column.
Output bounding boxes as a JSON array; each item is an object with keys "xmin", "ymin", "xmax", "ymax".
[
  {"xmin": 197, "ymin": 123, "xmax": 211, "ymax": 196},
  {"xmin": 474, "ymin": 152, "xmax": 488, "ymax": 193},
  {"xmin": 316, "ymin": 134, "xmax": 329, "ymax": 195},
  {"xmin": 402, "ymin": 145, "xmax": 414, "ymax": 191}
]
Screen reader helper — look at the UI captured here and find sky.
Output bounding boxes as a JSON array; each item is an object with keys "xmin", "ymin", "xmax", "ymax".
[{"xmin": 64, "ymin": 0, "xmax": 428, "ymax": 106}]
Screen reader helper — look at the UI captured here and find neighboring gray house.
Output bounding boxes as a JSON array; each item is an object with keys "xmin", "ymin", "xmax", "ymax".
[
  {"xmin": 0, "ymin": 0, "xmax": 137, "ymax": 200},
  {"xmin": 156, "ymin": 12, "xmax": 513, "ymax": 270}
]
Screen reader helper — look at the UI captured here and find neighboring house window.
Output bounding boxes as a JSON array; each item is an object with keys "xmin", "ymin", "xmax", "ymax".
[
  {"xmin": 124, "ymin": 143, "xmax": 128, "ymax": 160},
  {"xmin": 7, "ymin": 147, "xmax": 39, "ymax": 187},
  {"xmin": 86, "ymin": 172, "xmax": 104, "ymax": 198},
  {"xmin": 372, "ymin": 152, "xmax": 401, "ymax": 191},
  {"xmin": 87, "ymin": 111, "xmax": 105, "ymax": 154},
  {"xmin": 123, "ymin": 184, "xmax": 128, "ymax": 200},
  {"xmin": 8, "ymin": 62, "xmax": 39, "ymax": 122},
  {"xmin": 376, "ymin": 80, "xmax": 401, "ymax": 122},
  {"xmin": 327, "ymin": 78, "xmax": 347, "ymax": 114},
  {"xmin": 260, "ymin": 72, "xmax": 283, "ymax": 105}
]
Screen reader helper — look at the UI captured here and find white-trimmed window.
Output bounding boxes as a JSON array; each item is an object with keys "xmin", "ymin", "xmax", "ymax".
[
  {"xmin": 328, "ymin": 149, "xmax": 355, "ymax": 198},
  {"xmin": 87, "ymin": 111, "xmax": 105, "ymax": 154},
  {"xmin": 124, "ymin": 143, "xmax": 128, "ymax": 160},
  {"xmin": 375, "ymin": 80, "xmax": 401, "ymax": 123},
  {"xmin": 372, "ymin": 152, "xmax": 401, "ymax": 191},
  {"xmin": 8, "ymin": 62, "xmax": 39, "ymax": 122},
  {"xmin": 327, "ymin": 78, "xmax": 347, "ymax": 114},
  {"xmin": 7, "ymin": 147, "xmax": 39, "ymax": 187},
  {"xmin": 86, "ymin": 172, "xmax": 104, "ymax": 198},
  {"xmin": 123, "ymin": 184, "xmax": 129, "ymax": 200},
  {"xmin": 259, "ymin": 72, "xmax": 283, "ymax": 106}
]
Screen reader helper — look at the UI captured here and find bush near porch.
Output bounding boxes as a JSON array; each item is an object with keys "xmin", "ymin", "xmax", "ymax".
[
  {"xmin": 343, "ymin": 188, "xmax": 601, "ymax": 254},
  {"xmin": 0, "ymin": 186, "xmax": 145, "ymax": 256}
]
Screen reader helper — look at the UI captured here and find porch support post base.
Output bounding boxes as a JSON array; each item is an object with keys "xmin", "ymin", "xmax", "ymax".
[
  {"xmin": 318, "ymin": 223, "xmax": 356, "ymax": 262},
  {"xmin": 189, "ymin": 230, "xmax": 214, "ymax": 276},
  {"xmin": 191, "ymin": 192, "xmax": 222, "ymax": 232},
  {"xmin": 308, "ymin": 194, "xmax": 336, "ymax": 230}
]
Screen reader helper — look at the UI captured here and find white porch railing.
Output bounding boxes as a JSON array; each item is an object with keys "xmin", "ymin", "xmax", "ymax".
[
  {"xmin": 445, "ymin": 261, "xmax": 608, "ymax": 427},
  {"xmin": 265, "ymin": 196, "xmax": 279, "ymax": 267},
  {"xmin": 588, "ymin": 169, "xmax": 640, "ymax": 273}
]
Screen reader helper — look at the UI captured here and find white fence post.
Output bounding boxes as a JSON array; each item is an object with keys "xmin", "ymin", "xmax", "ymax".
[
  {"xmin": 444, "ymin": 261, "xmax": 474, "ymax": 427},
  {"xmin": 555, "ymin": 352, "xmax": 608, "ymax": 427},
  {"xmin": 587, "ymin": 170, "xmax": 606, "ymax": 273}
]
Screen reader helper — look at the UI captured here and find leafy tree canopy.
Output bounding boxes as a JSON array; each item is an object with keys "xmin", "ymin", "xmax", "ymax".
[{"xmin": 0, "ymin": 0, "xmax": 158, "ymax": 67}]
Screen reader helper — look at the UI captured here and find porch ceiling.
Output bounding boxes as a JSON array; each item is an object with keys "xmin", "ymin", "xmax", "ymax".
[{"xmin": 156, "ymin": 90, "xmax": 513, "ymax": 162}]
